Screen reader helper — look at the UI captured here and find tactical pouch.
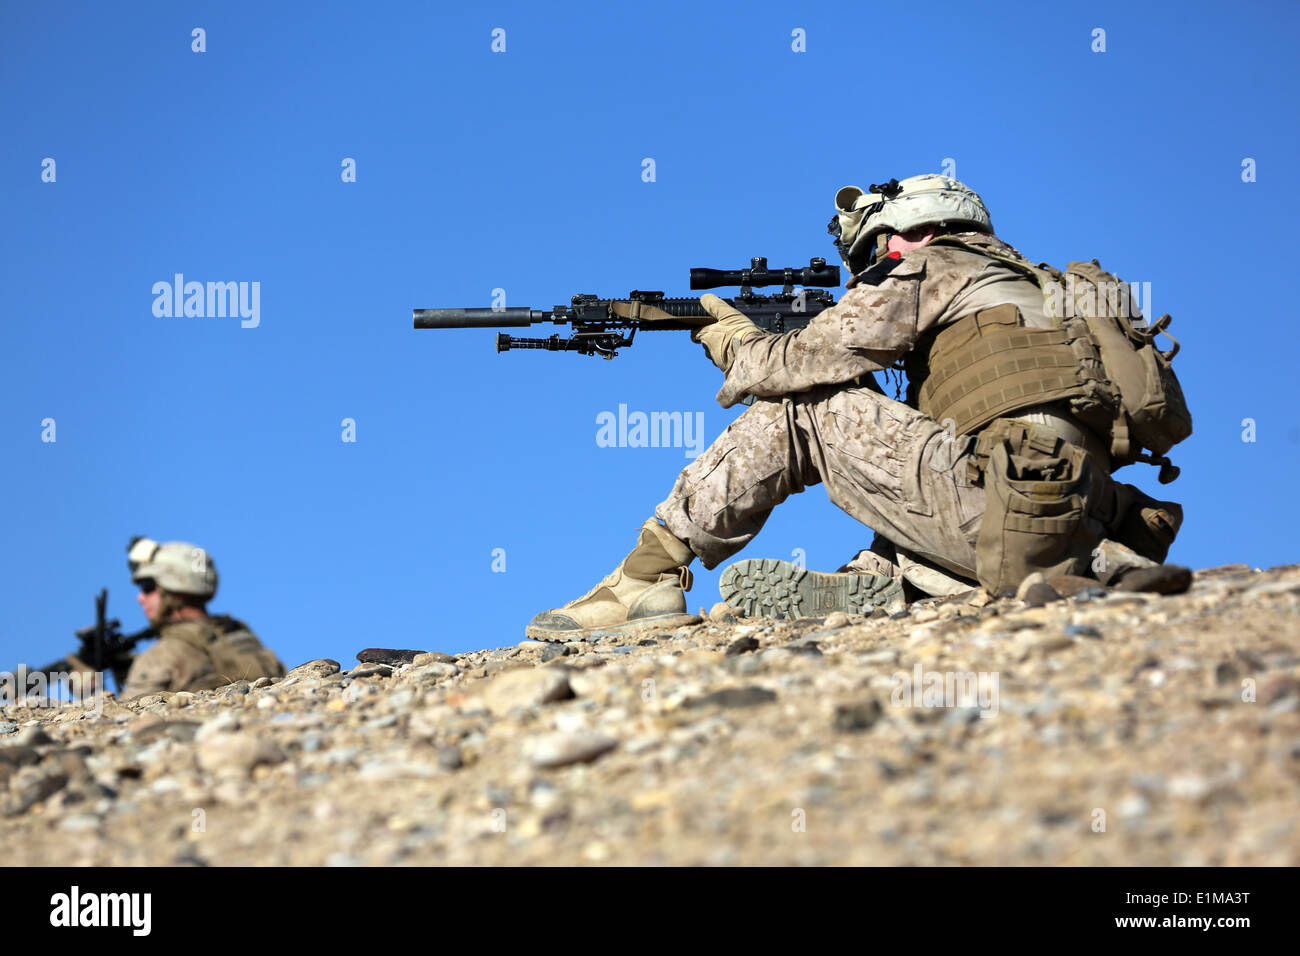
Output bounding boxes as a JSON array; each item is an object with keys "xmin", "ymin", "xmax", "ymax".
[{"xmin": 974, "ymin": 427, "xmax": 1104, "ymax": 595}]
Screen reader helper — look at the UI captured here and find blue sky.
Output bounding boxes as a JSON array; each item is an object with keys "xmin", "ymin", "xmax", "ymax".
[{"xmin": 2, "ymin": 0, "xmax": 1298, "ymax": 671}]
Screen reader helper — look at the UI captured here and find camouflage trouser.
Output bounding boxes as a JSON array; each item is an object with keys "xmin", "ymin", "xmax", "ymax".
[{"xmin": 655, "ymin": 383, "xmax": 988, "ymax": 584}]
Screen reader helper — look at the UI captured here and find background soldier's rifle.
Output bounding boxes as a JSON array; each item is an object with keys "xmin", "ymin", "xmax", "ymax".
[
  {"xmin": 26, "ymin": 589, "xmax": 155, "ymax": 694},
  {"xmin": 413, "ymin": 257, "xmax": 841, "ymax": 358}
]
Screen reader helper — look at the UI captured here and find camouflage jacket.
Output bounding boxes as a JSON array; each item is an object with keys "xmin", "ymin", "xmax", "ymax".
[{"xmin": 717, "ymin": 233, "xmax": 1047, "ymax": 408}]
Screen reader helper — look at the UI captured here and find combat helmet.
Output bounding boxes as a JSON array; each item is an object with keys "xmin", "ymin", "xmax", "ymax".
[
  {"xmin": 829, "ymin": 174, "xmax": 993, "ymax": 274},
  {"xmin": 129, "ymin": 539, "xmax": 219, "ymax": 599}
]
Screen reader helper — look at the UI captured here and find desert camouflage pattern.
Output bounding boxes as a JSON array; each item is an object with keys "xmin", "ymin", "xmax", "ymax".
[
  {"xmin": 121, "ymin": 617, "xmax": 284, "ymax": 699},
  {"xmin": 715, "ymin": 233, "xmax": 1050, "ymax": 409},
  {"xmin": 659, "ymin": 232, "xmax": 1174, "ymax": 596},
  {"xmin": 833, "ymin": 174, "xmax": 993, "ymax": 272},
  {"xmin": 657, "ymin": 381, "xmax": 988, "ymax": 581}
]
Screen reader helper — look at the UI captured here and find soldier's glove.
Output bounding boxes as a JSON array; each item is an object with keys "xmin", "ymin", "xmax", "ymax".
[{"xmin": 692, "ymin": 294, "xmax": 763, "ymax": 372}]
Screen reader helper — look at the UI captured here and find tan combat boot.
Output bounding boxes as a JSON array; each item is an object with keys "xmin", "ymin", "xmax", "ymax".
[
  {"xmin": 525, "ymin": 518, "xmax": 700, "ymax": 642},
  {"xmin": 719, "ymin": 558, "xmax": 904, "ymax": 619}
]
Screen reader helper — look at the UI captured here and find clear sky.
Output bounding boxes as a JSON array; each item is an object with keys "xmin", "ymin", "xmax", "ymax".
[{"xmin": 3, "ymin": 0, "xmax": 1298, "ymax": 672}]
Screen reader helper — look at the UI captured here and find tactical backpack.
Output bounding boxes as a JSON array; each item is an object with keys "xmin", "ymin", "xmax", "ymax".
[{"xmin": 1039, "ymin": 258, "xmax": 1192, "ymax": 480}]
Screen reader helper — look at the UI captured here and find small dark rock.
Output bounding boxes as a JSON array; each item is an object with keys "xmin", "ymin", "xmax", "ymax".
[
  {"xmin": 436, "ymin": 745, "xmax": 464, "ymax": 771},
  {"xmin": 834, "ymin": 700, "xmax": 882, "ymax": 733},
  {"xmin": 356, "ymin": 648, "xmax": 426, "ymax": 666},
  {"xmin": 1038, "ymin": 809, "xmax": 1075, "ymax": 827},
  {"xmin": 725, "ymin": 636, "xmax": 760, "ymax": 657},
  {"xmin": 1063, "ymin": 624, "xmax": 1103, "ymax": 639},
  {"xmin": 1021, "ymin": 582, "xmax": 1061, "ymax": 607},
  {"xmin": 1114, "ymin": 564, "xmax": 1193, "ymax": 595},
  {"xmin": 540, "ymin": 644, "xmax": 571, "ymax": 663},
  {"xmin": 784, "ymin": 637, "xmax": 823, "ymax": 655},
  {"xmin": 13, "ymin": 726, "xmax": 52, "ymax": 748},
  {"xmin": 1214, "ymin": 661, "xmax": 1241, "ymax": 686},
  {"xmin": 686, "ymin": 686, "xmax": 777, "ymax": 709}
]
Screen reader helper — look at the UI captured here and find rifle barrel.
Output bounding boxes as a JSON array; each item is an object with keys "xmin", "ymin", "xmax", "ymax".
[{"xmin": 413, "ymin": 308, "xmax": 538, "ymax": 329}]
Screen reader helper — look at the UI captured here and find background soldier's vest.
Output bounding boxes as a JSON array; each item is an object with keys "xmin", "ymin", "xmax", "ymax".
[
  {"xmin": 160, "ymin": 616, "xmax": 285, "ymax": 685},
  {"xmin": 908, "ymin": 237, "xmax": 1193, "ymax": 482}
]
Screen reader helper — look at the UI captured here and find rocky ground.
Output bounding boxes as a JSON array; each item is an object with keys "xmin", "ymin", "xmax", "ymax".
[{"xmin": 2, "ymin": 562, "xmax": 1298, "ymax": 866}]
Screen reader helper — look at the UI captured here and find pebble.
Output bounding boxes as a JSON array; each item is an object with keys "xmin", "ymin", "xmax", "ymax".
[
  {"xmin": 1026, "ymin": 632, "xmax": 1075, "ymax": 654},
  {"xmin": 193, "ymin": 712, "xmax": 240, "ymax": 742},
  {"xmin": 725, "ymin": 636, "xmax": 760, "ymax": 656},
  {"xmin": 1116, "ymin": 793, "xmax": 1150, "ymax": 819},
  {"xmin": 357, "ymin": 760, "xmax": 438, "ymax": 781},
  {"xmin": 1021, "ymin": 582, "xmax": 1062, "ymax": 607},
  {"xmin": 350, "ymin": 664, "xmax": 393, "ymax": 680},
  {"xmin": 0, "ymin": 722, "xmax": 17, "ymax": 735},
  {"xmin": 686, "ymin": 686, "xmax": 778, "ymax": 709},
  {"xmin": 13, "ymin": 726, "xmax": 52, "ymax": 748},
  {"xmin": 196, "ymin": 732, "xmax": 286, "ymax": 778},
  {"xmin": 477, "ymin": 667, "xmax": 574, "ymax": 715},
  {"xmin": 540, "ymin": 645, "xmax": 570, "ymax": 663},
  {"xmin": 436, "ymin": 745, "xmax": 463, "ymax": 771},
  {"xmin": 0, "ymin": 559, "xmax": 1293, "ymax": 867},
  {"xmin": 833, "ymin": 700, "xmax": 882, "ymax": 732},
  {"xmin": 1063, "ymin": 625, "xmax": 1102, "ymax": 639},
  {"xmin": 411, "ymin": 652, "xmax": 457, "ymax": 666},
  {"xmin": 59, "ymin": 813, "xmax": 102, "ymax": 833},
  {"xmin": 526, "ymin": 732, "xmax": 618, "ymax": 768},
  {"xmin": 288, "ymin": 660, "xmax": 341, "ymax": 679},
  {"xmin": 356, "ymin": 648, "xmax": 425, "ymax": 665}
]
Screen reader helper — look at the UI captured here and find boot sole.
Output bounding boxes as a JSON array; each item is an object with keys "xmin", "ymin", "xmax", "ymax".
[
  {"xmin": 524, "ymin": 612, "xmax": 702, "ymax": 643},
  {"xmin": 719, "ymin": 559, "xmax": 903, "ymax": 620}
]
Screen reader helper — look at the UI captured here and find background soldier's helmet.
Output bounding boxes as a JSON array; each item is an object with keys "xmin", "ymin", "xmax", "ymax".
[
  {"xmin": 829, "ymin": 174, "xmax": 993, "ymax": 274},
  {"xmin": 126, "ymin": 536, "xmax": 159, "ymax": 574},
  {"xmin": 129, "ymin": 540, "xmax": 219, "ymax": 599}
]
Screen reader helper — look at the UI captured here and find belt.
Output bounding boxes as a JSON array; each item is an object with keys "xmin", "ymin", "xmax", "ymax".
[
  {"xmin": 1005, "ymin": 403, "xmax": 1112, "ymax": 473},
  {"xmin": 967, "ymin": 404, "xmax": 1113, "ymax": 481}
]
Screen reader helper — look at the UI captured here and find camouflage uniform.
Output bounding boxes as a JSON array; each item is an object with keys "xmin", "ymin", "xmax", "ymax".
[
  {"xmin": 121, "ymin": 617, "xmax": 284, "ymax": 699},
  {"xmin": 656, "ymin": 233, "xmax": 1157, "ymax": 595}
]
